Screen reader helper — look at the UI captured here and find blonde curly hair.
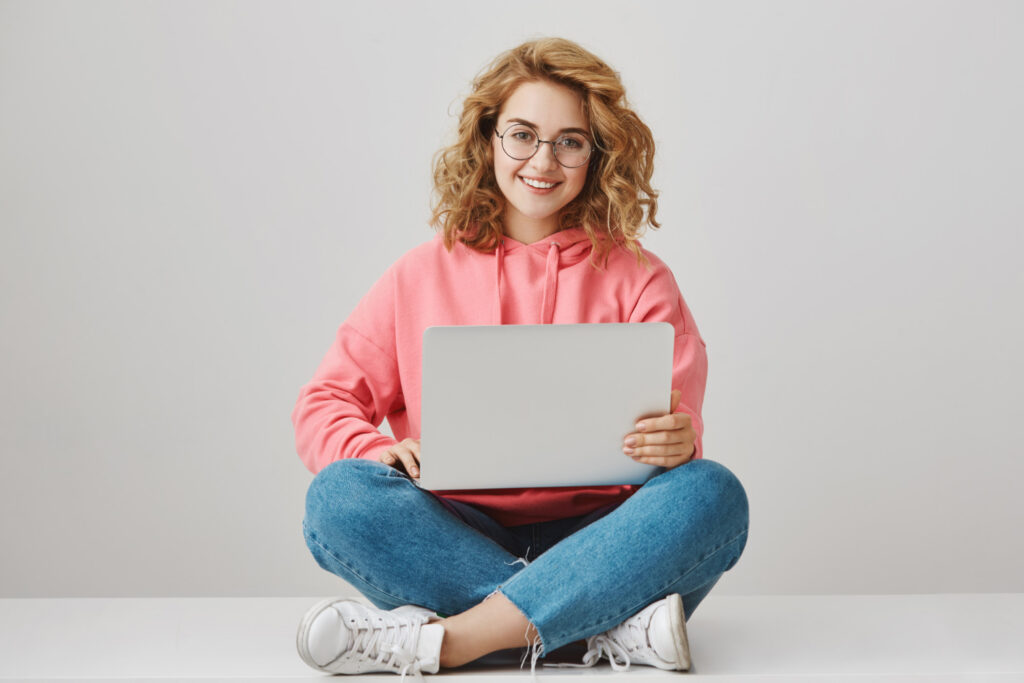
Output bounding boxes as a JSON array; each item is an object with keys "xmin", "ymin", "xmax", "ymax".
[{"xmin": 431, "ymin": 37, "xmax": 659, "ymax": 266}]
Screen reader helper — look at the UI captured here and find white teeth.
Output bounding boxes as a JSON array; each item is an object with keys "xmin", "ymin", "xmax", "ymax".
[{"xmin": 521, "ymin": 177, "xmax": 557, "ymax": 189}]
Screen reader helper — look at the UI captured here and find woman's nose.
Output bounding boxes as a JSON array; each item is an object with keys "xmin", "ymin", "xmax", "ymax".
[{"xmin": 530, "ymin": 141, "xmax": 560, "ymax": 171}]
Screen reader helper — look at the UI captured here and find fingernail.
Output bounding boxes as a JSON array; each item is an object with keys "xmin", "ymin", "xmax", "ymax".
[
  {"xmin": 636, "ymin": 423, "xmax": 646, "ymax": 431},
  {"xmin": 411, "ymin": 467, "xmax": 419, "ymax": 476},
  {"xmin": 624, "ymin": 437, "xmax": 636, "ymax": 447},
  {"xmin": 623, "ymin": 447, "xmax": 634, "ymax": 455}
]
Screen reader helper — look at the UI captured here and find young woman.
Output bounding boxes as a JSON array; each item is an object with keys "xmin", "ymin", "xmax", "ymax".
[{"xmin": 292, "ymin": 37, "xmax": 749, "ymax": 677}]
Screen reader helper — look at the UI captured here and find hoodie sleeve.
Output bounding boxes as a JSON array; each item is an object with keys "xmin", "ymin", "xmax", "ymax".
[
  {"xmin": 292, "ymin": 267, "xmax": 403, "ymax": 473},
  {"xmin": 629, "ymin": 262, "xmax": 709, "ymax": 461}
]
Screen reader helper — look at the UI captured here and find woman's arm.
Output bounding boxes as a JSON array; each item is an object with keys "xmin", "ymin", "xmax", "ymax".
[
  {"xmin": 626, "ymin": 258, "xmax": 709, "ymax": 466},
  {"xmin": 292, "ymin": 268, "xmax": 404, "ymax": 473}
]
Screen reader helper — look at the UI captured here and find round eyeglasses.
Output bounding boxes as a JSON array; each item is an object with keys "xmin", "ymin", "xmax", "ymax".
[{"xmin": 494, "ymin": 123, "xmax": 594, "ymax": 168}]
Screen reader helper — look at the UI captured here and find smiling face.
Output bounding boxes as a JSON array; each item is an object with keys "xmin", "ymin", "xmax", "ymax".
[{"xmin": 491, "ymin": 80, "xmax": 591, "ymax": 244}]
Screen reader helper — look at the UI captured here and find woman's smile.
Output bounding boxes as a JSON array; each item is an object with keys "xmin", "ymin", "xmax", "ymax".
[{"xmin": 519, "ymin": 174, "xmax": 561, "ymax": 192}]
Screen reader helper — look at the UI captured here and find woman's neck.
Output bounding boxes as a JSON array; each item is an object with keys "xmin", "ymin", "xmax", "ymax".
[{"xmin": 502, "ymin": 212, "xmax": 560, "ymax": 245}]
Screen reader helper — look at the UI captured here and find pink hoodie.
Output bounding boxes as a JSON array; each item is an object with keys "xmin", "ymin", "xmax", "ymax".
[{"xmin": 292, "ymin": 227, "xmax": 708, "ymax": 526}]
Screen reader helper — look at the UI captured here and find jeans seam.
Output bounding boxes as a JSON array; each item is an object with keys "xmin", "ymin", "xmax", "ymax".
[
  {"xmin": 549, "ymin": 525, "xmax": 749, "ymax": 643},
  {"xmin": 303, "ymin": 523, "xmax": 424, "ymax": 609}
]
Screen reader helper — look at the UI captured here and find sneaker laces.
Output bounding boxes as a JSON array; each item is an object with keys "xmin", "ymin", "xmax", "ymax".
[
  {"xmin": 341, "ymin": 607, "xmax": 434, "ymax": 681},
  {"xmin": 547, "ymin": 616, "xmax": 647, "ymax": 672},
  {"xmin": 388, "ymin": 643, "xmax": 435, "ymax": 682},
  {"xmin": 584, "ymin": 632, "xmax": 633, "ymax": 671}
]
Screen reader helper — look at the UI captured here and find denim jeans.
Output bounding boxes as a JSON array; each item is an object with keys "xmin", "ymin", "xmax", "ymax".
[{"xmin": 302, "ymin": 457, "xmax": 749, "ymax": 655}]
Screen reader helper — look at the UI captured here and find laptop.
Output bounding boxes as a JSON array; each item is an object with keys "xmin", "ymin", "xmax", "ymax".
[{"xmin": 418, "ymin": 322, "xmax": 674, "ymax": 490}]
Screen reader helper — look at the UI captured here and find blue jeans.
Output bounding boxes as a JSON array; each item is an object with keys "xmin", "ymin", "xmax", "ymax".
[{"xmin": 302, "ymin": 458, "xmax": 749, "ymax": 655}]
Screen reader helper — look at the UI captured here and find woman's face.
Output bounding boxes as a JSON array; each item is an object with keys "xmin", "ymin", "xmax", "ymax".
[{"xmin": 491, "ymin": 80, "xmax": 590, "ymax": 238}]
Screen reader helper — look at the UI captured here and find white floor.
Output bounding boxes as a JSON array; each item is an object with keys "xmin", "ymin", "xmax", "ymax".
[{"xmin": 1, "ymin": 594, "xmax": 1022, "ymax": 682}]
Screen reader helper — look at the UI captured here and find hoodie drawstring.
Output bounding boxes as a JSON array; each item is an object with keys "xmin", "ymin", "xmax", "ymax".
[
  {"xmin": 539, "ymin": 242, "xmax": 560, "ymax": 325},
  {"xmin": 493, "ymin": 240, "xmax": 505, "ymax": 324},
  {"xmin": 493, "ymin": 238, "xmax": 563, "ymax": 325}
]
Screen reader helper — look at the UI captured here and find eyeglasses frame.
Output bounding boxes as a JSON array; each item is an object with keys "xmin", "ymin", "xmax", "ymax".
[{"xmin": 493, "ymin": 122, "xmax": 595, "ymax": 169}]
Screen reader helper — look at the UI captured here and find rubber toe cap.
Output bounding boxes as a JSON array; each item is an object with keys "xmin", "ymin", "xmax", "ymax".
[{"xmin": 307, "ymin": 606, "xmax": 350, "ymax": 667}]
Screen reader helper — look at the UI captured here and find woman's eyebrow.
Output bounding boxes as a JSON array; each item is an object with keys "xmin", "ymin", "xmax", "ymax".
[{"xmin": 505, "ymin": 117, "xmax": 590, "ymax": 137}]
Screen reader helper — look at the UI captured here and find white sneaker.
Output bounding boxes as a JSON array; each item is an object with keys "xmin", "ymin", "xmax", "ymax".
[
  {"xmin": 296, "ymin": 598, "xmax": 445, "ymax": 678},
  {"xmin": 580, "ymin": 593, "xmax": 691, "ymax": 671}
]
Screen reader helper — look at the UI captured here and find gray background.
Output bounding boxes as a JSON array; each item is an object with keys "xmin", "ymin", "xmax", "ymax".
[{"xmin": 1, "ymin": 0, "xmax": 1021, "ymax": 598}]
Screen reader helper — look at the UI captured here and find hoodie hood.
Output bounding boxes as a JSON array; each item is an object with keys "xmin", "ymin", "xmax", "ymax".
[{"xmin": 493, "ymin": 227, "xmax": 596, "ymax": 324}]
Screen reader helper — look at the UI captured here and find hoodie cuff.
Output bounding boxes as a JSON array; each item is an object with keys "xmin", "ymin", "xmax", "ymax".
[{"xmin": 361, "ymin": 438, "xmax": 400, "ymax": 462}]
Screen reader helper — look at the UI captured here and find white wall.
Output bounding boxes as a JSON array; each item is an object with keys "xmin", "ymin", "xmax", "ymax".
[{"xmin": 1, "ymin": 0, "xmax": 1021, "ymax": 597}]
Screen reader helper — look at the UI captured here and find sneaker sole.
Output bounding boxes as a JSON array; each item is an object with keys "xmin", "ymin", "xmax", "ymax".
[
  {"xmin": 665, "ymin": 593, "xmax": 692, "ymax": 671},
  {"xmin": 296, "ymin": 596, "xmax": 347, "ymax": 672}
]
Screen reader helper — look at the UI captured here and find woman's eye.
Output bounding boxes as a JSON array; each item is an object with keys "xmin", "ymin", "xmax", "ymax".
[
  {"xmin": 559, "ymin": 137, "xmax": 584, "ymax": 150},
  {"xmin": 512, "ymin": 130, "xmax": 535, "ymax": 142}
]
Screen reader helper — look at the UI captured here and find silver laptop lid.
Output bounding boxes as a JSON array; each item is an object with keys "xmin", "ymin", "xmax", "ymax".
[{"xmin": 419, "ymin": 322, "xmax": 674, "ymax": 490}]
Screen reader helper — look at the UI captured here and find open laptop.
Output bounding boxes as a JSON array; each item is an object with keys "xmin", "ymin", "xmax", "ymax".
[{"xmin": 418, "ymin": 322, "xmax": 674, "ymax": 490}]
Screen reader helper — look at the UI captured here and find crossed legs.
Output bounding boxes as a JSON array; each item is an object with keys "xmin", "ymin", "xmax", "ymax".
[{"xmin": 302, "ymin": 457, "xmax": 748, "ymax": 663}]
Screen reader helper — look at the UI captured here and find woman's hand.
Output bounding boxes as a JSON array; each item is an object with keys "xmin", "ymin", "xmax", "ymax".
[
  {"xmin": 379, "ymin": 438, "xmax": 421, "ymax": 479},
  {"xmin": 622, "ymin": 390, "xmax": 696, "ymax": 470}
]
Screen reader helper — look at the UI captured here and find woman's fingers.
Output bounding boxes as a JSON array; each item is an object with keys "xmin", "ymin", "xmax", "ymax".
[
  {"xmin": 397, "ymin": 449, "xmax": 419, "ymax": 478},
  {"xmin": 381, "ymin": 439, "xmax": 422, "ymax": 479},
  {"xmin": 627, "ymin": 442, "xmax": 693, "ymax": 457},
  {"xmin": 635, "ymin": 411, "xmax": 691, "ymax": 434},
  {"xmin": 624, "ymin": 423, "xmax": 694, "ymax": 454},
  {"xmin": 624, "ymin": 429, "xmax": 689, "ymax": 448},
  {"xmin": 407, "ymin": 439, "xmax": 421, "ymax": 462}
]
